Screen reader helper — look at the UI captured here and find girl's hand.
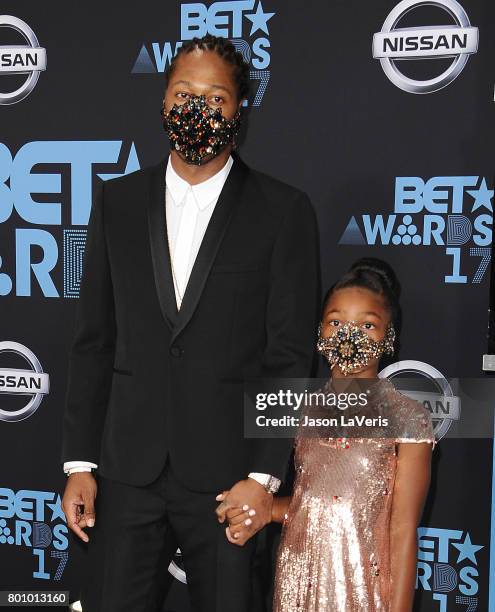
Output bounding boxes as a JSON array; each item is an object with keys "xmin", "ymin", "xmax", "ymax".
[
  {"xmin": 271, "ymin": 496, "xmax": 291, "ymax": 524},
  {"xmin": 216, "ymin": 490, "xmax": 257, "ymax": 545}
]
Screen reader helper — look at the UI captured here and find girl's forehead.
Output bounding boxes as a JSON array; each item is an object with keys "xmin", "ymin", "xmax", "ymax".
[
  {"xmin": 326, "ymin": 286, "xmax": 386, "ymax": 309},
  {"xmin": 329, "ymin": 287, "xmax": 384, "ymax": 302}
]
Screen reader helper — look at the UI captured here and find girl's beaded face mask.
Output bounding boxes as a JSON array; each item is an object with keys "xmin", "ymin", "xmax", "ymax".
[
  {"xmin": 316, "ymin": 320, "xmax": 395, "ymax": 376},
  {"xmin": 161, "ymin": 94, "xmax": 241, "ymax": 165}
]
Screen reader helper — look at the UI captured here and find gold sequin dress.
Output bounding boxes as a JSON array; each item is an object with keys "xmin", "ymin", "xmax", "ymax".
[{"xmin": 273, "ymin": 378, "xmax": 435, "ymax": 611}]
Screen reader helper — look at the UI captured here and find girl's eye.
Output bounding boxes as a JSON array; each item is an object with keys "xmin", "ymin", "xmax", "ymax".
[
  {"xmin": 362, "ymin": 322, "xmax": 375, "ymax": 330},
  {"xmin": 328, "ymin": 320, "xmax": 340, "ymax": 327},
  {"xmin": 210, "ymin": 96, "xmax": 223, "ymax": 104},
  {"xmin": 177, "ymin": 92, "xmax": 189, "ymax": 99}
]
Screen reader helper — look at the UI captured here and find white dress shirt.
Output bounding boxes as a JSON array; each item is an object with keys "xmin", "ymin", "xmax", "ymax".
[
  {"xmin": 166, "ymin": 153, "xmax": 234, "ymax": 308},
  {"xmin": 63, "ymin": 155, "xmax": 279, "ymax": 490}
]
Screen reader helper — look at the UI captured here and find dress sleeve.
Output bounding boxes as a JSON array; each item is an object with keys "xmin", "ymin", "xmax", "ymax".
[{"xmin": 396, "ymin": 392, "xmax": 436, "ymax": 449}]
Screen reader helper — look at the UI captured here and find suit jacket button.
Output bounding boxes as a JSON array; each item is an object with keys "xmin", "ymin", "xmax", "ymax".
[{"xmin": 170, "ymin": 345, "xmax": 183, "ymax": 358}]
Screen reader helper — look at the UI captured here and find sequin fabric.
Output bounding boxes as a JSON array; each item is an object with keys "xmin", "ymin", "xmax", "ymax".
[
  {"xmin": 161, "ymin": 94, "xmax": 241, "ymax": 165},
  {"xmin": 273, "ymin": 378, "xmax": 435, "ymax": 611},
  {"xmin": 316, "ymin": 321, "xmax": 395, "ymax": 376}
]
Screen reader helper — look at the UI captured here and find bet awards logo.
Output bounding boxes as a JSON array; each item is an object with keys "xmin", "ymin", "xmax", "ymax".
[
  {"xmin": 372, "ymin": 0, "xmax": 478, "ymax": 93},
  {"xmin": 379, "ymin": 360, "xmax": 460, "ymax": 440},
  {"xmin": 0, "ymin": 15, "xmax": 47, "ymax": 105},
  {"xmin": 131, "ymin": 0, "xmax": 275, "ymax": 106},
  {"xmin": 0, "ymin": 341, "xmax": 50, "ymax": 422},
  {"xmin": 417, "ymin": 527, "xmax": 483, "ymax": 609},
  {"xmin": 0, "ymin": 140, "xmax": 139, "ymax": 299},
  {"xmin": 0, "ymin": 487, "xmax": 68, "ymax": 581},
  {"xmin": 339, "ymin": 175, "xmax": 493, "ymax": 285}
]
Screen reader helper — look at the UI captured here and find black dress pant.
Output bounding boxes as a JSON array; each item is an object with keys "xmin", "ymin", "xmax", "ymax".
[{"xmin": 80, "ymin": 459, "xmax": 263, "ymax": 612}]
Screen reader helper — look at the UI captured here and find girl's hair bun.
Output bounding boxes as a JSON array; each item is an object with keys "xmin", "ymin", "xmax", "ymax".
[{"xmin": 348, "ymin": 257, "xmax": 401, "ymax": 299}]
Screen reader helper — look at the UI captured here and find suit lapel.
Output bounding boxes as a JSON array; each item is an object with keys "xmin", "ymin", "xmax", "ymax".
[
  {"xmin": 147, "ymin": 154, "xmax": 179, "ymax": 329},
  {"xmin": 171, "ymin": 152, "xmax": 249, "ymax": 343},
  {"xmin": 147, "ymin": 151, "xmax": 250, "ymax": 343}
]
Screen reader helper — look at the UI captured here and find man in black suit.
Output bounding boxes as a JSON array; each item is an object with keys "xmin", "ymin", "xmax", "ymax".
[{"xmin": 61, "ymin": 34, "xmax": 320, "ymax": 611}]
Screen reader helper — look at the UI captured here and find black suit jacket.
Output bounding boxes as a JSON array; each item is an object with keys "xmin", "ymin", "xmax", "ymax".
[{"xmin": 61, "ymin": 151, "xmax": 321, "ymax": 492}]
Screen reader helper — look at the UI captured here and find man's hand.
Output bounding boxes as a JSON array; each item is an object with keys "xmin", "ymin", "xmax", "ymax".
[
  {"xmin": 61, "ymin": 472, "xmax": 97, "ymax": 543},
  {"xmin": 215, "ymin": 478, "xmax": 273, "ymax": 546}
]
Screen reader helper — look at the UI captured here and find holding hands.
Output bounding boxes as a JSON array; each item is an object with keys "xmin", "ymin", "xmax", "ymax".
[
  {"xmin": 215, "ymin": 477, "xmax": 273, "ymax": 546},
  {"xmin": 216, "ymin": 493, "xmax": 257, "ymax": 545},
  {"xmin": 215, "ymin": 478, "xmax": 290, "ymax": 546}
]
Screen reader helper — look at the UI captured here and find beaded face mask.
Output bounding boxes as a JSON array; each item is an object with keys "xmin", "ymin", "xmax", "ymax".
[
  {"xmin": 161, "ymin": 94, "xmax": 241, "ymax": 165},
  {"xmin": 316, "ymin": 320, "xmax": 395, "ymax": 376}
]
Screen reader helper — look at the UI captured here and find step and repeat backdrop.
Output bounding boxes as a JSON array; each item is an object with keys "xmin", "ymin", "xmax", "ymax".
[{"xmin": 1, "ymin": 1, "xmax": 494, "ymax": 610}]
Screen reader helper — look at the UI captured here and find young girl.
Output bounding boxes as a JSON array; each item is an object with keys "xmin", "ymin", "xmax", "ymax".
[{"xmin": 221, "ymin": 257, "xmax": 435, "ymax": 611}]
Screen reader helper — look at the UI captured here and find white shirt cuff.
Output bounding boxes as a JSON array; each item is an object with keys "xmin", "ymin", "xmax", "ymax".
[
  {"xmin": 63, "ymin": 461, "xmax": 98, "ymax": 475},
  {"xmin": 248, "ymin": 472, "xmax": 281, "ymax": 492}
]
